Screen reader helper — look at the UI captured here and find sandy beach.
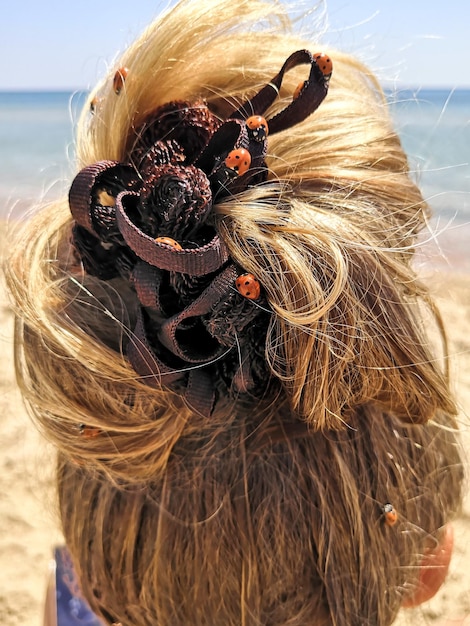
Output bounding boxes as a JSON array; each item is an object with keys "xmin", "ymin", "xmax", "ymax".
[{"xmin": 0, "ymin": 219, "xmax": 469, "ymax": 626}]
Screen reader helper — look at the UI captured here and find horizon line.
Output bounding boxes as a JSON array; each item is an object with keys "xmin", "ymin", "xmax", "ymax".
[{"xmin": 1, "ymin": 84, "xmax": 470, "ymax": 93}]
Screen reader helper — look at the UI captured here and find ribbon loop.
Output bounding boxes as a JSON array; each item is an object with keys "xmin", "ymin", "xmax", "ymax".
[
  {"xmin": 231, "ymin": 49, "xmax": 330, "ymax": 134},
  {"xmin": 115, "ymin": 192, "xmax": 230, "ymax": 275}
]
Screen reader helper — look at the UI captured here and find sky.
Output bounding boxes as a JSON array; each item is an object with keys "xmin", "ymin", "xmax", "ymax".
[{"xmin": 1, "ymin": 0, "xmax": 469, "ymax": 90}]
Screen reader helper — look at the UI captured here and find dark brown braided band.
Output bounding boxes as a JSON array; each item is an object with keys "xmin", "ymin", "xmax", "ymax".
[{"xmin": 69, "ymin": 50, "xmax": 332, "ymax": 415}]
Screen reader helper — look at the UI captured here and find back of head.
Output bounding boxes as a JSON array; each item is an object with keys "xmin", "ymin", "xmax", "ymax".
[{"xmin": 6, "ymin": 1, "xmax": 463, "ymax": 625}]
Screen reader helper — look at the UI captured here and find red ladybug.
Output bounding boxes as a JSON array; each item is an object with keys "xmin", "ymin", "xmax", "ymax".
[
  {"xmin": 96, "ymin": 188, "xmax": 115, "ymax": 207},
  {"xmin": 70, "ymin": 457, "xmax": 85, "ymax": 468},
  {"xmin": 79, "ymin": 424, "xmax": 101, "ymax": 439},
  {"xmin": 155, "ymin": 236, "xmax": 182, "ymax": 250},
  {"xmin": 246, "ymin": 115, "xmax": 269, "ymax": 141},
  {"xmin": 383, "ymin": 503, "xmax": 398, "ymax": 527},
  {"xmin": 313, "ymin": 52, "xmax": 333, "ymax": 78},
  {"xmin": 113, "ymin": 67, "xmax": 129, "ymax": 94},
  {"xmin": 293, "ymin": 80, "xmax": 307, "ymax": 100},
  {"xmin": 90, "ymin": 96, "xmax": 101, "ymax": 113},
  {"xmin": 235, "ymin": 273, "xmax": 261, "ymax": 300},
  {"xmin": 224, "ymin": 148, "xmax": 251, "ymax": 176}
]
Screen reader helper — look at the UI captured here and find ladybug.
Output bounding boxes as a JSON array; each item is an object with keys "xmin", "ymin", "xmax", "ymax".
[
  {"xmin": 313, "ymin": 52, "xmax": 333, "ymax": 78},
  {"xmin": 293, "ymin": 80, "xmax": 307, "ymax": 100},
  {"xmin": 96, "ymin": 188, "xmax": 116, "ymax": 207},
  {"xmin": 224, "ymin": 148, "xmax": 251, "ymax": 176},
  {"xmin": 79, "ymin": 424, "xmax": 101, "ymax": 439},
  {"xmin": 246, "ymin": 115, "xmax": 269, "ymax": 142},
  {"xmin": 70, "ymin": 457, "xmax": 85, "ymax": 468},
  {"xmin": 90, "ymin": 96, "xmax": 101, "ymax": 113},
  {"xmin": 155, "ymin": 236, "xmax": 182, "ymax": 250},
  {"xmin": 383, "ymin": 503, "xmax": 398, "ymax": 527},
  {"xmin": 113, "ymin": 67, "xmax": 129, "ymax": 95},
  {"xmin": 235, "ymin": 273, "xmax": 261, "ymax": 300}
]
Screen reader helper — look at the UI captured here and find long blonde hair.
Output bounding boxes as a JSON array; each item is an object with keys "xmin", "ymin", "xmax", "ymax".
[{"xmin": 6, "ymin": 1, "xmax": 463, "ymax": 625}]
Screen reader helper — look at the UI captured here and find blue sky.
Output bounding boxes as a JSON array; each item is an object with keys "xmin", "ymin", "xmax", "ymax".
[{"xmin": 2, "ymin": 0, "xmax": 469, "ymax": 90}]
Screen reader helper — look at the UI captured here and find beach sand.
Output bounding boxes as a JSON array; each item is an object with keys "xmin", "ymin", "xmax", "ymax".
[{"xmin": 0, "ymin": 220, "xmax": 469, "ymax": 626}]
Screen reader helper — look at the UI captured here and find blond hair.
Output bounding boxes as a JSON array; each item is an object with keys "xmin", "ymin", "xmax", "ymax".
[{"xmin": 6, "ymin": 1, "xmax": 463, "ymax": 625}]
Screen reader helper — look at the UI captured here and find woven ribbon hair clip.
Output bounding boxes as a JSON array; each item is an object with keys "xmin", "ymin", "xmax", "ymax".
[{"xmin": 69, "ymin": 50, "xmax": 332, "ymax": 416}]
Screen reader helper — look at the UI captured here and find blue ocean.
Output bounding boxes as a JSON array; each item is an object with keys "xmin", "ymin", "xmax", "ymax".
[
  {"xmin": 0, "ymin": 91, "xmax": 87, "ymax": 215},
  {"xmin": 388, "ymin": 88, "xmax": 470, "ymax": 227},
  {"xmin": 1, "ymin": 88, "xmax": 469, "ymax": 229}
]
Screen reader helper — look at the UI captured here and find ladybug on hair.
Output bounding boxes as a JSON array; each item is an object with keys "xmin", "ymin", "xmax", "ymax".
[
  {"xmin": 235, "ymin": 273, "xmax": 261, "ymax": 300},
  {"xmin": 383, "ymin": 503, "xmax": 398, "ymax": 527},
  {"xmin": 78, "ymin": 424, "xmax": 101, "ymax": 439},
  {"xmin": 113, "ymin": 67, "xmax": 129, "ymax": 95}
]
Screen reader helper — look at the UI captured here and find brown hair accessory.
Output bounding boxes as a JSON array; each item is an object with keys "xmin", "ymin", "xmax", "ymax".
[{"xmin": 69, "ymin": 50, "xmax": 332, "ymax": 416}]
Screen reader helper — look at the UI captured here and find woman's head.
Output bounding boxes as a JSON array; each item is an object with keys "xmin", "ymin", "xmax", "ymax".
[{"xmin": 6, "ymin": 1, "xmax": 463, "ymax": 625}]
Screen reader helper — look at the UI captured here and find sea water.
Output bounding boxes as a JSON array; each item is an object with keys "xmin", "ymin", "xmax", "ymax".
[
  {"xmin": 0, "ymin": 89, "xmax": 469, "ymax": 227},
  {"xmin": 0, "ymin": 91, "xmax": 87, "ymax": 215},
  {"xmin": 389, "ymin": 88, "xmax": 470, "ymax": 226}
]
